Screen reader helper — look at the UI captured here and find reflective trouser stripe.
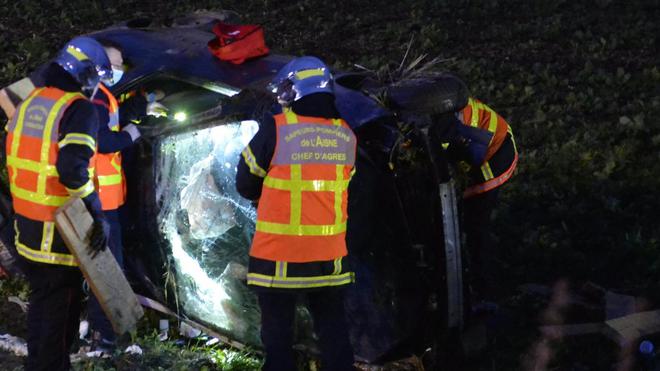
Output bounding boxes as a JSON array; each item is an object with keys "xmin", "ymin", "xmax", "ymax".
[
  {"xmin": 14, "ymin": 220, "xmax": 77, "ymax": 267},
  {"xmin": 246, "ymin": 272, "xmax": 354, "ymax": 289},
  {"xmin": 333, "ymin": 258, "xmax": 342, "ymax": 275}
]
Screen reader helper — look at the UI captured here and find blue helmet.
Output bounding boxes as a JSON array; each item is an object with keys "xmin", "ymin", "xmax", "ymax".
[
  {"xmin": 268, "ymin": 56, "xmax": 333, "ymax": 105},
  {"xmin": 54, "ymin": 37, "xmax": 112, "ymax": 92}
]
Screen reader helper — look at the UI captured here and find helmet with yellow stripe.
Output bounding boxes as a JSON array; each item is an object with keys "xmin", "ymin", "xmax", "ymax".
[
  {"xmin": 54, "ymin": 36, "xmax": 112, "ymax": 93},
  {"xmin": 268, "ymin": 56, "xmax": 333, "ymax": 105}
]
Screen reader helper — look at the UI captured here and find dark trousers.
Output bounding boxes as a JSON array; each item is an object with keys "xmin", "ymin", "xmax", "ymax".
[
  {"xmin": 22, "ymin": 260, "xmax": 83, "ymax": 371},
  {"xmin": 87, "ymin": 208, "xmax": 123, "ymax": 342},
  {"xmin": 257, "ymin": 289, "xmax": 354, "ymax": 371},
  {"xmin": 463, "ymin": 188, "xmax": 499, "ymax": 300}
]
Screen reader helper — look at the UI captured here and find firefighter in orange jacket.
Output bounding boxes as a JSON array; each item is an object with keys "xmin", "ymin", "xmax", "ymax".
[
  {"xmin": 390, "ymin": 73, "xmax": 518, "ymax": 304},
  {"xmin": 430, "ymin": 74, "xmax": 518, "ymax": 304},
  {"xmin": 5, "ymin": 36, "xmax": 111, "ymax": 371},
  {"xmin": 84, "ymin": 39, "xmax": 144, "ymax": 353},
  {"xmin": 236, "ymin": 56, "xmax": 356, "ymax": 371}
]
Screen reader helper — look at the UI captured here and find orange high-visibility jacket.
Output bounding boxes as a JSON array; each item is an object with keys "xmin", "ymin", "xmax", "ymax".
[
  {"xmin": 459, "ymin": 97, "xmax": 518, "ymax": 198},
  {"xmin": 6, "ymin": 87, "xmax": 96, "ymax": 266},
  {"xmin": 95, "ymin": 84, "xmax": 126, "ymax": 210},
  {"xmin": 6, "ymin": 87, "xmax": 95, "ymax": 221},
  {"xmin": 249, "ymin": 109, "xmax": 357, "ymax": 263}
]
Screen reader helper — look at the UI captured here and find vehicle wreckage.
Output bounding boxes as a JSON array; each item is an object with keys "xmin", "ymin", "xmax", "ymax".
[{"xmin": 0, "ymin": 12, "xmax": 468, "ymax": 365}]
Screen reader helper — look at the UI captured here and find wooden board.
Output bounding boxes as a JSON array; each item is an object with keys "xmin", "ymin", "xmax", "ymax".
[
  {"xmin": 1, "ymin": 78, "xmax": 36, "ymax": 119},
  {"xmin": 605, "ymin": 310, "xmax": 660, "ymax": 346},
  {"xmin": 0, "ymin": 88, "xmax": 15, "ymax": 119},
  {"xmin": 539, "ymin": 310, "xmax": 660, "ymax": 348},
  {"xmin": 55, "ymin": 197, "xmax": 144, "ymax": 335}
]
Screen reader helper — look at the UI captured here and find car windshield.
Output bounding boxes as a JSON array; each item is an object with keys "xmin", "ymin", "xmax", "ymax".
[
  {"xmin": 116, "ymin": 75, "xmax": 269, "ymax": 344},
  {"xmin": 156, "ymin": 121, "xmax": 262, "ymax": 344}
]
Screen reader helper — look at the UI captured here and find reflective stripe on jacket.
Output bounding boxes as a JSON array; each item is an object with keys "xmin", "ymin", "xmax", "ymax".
[
  {"xmin": 6, "ymin": 87, "xmax": 93, "ymax": 221},
  {"xmin": 95, "ymin": 84, "xmax": 126, "ymax": 210},
  {"xmin": 6, "ymin": 87, "xmax": 93, "ymax": 266},
  {"xmin": 249, "ymin": 108, "xmax": 357, "ymax": 264},
  {"xmin": 458, "ymin": 98, "xmax": 518, "ymax": 198}
]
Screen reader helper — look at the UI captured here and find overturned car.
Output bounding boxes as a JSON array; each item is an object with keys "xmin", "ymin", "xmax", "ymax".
[{"xmin": 0, "ymin": 13, "xmax": 467, "ymax": 366}]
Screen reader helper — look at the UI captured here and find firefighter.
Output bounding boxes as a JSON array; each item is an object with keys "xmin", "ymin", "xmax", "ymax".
[
  {"xmin": 5, "ymin": 36, "xmax": 111, "ymax": 371},
  {"xmin": 428, "ymin": 74, "xmax": 518, "ymax": 306},
  {"xmin": 390, "ymin": 73, "xmax": 518, "ymax": 307},
  {"xmin": 84, "ymin": 38, "xmax": 143, "ymax": 353},
  {"xmin": 236, "ymin": 56, "xmax": 357, "ymax": 371}
]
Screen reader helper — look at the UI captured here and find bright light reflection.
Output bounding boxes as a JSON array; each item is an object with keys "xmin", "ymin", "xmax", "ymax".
[{"xmin": 174, "ymin": 111, "xmax": 187, "ymax": 122}]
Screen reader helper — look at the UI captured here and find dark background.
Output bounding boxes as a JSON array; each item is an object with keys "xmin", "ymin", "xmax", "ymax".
[{"xmin": 1, "ymin": 0, "xmax": 659, "ymax": 369}]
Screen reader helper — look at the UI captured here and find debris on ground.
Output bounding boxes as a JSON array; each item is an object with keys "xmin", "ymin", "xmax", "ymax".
[
  {"xmin": 7, "ymin": 296, "xmax": 28, "ymax": 312},
  {"xmin": 0, "ymin": 333, "xmax": 27, "ymax": 357},
  {"xmin": 124, "ymin": 344, "xmax": 143, "ymax": 355}
]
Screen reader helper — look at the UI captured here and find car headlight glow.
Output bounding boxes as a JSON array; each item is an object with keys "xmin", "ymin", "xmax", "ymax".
[{"xmin": 173, "ymin": 111, "xmax": 187, "ymax": 122}]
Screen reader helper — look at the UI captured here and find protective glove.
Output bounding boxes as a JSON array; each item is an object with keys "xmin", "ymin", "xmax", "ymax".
[
  {"xmin": 145, "ymin": 90, "xmax": 165, "ymax": 103},
  {"xmin": 88, "ymin": 217, "xmax": 109, "ymax": 259},
  {"xmin": 122, "ymin": 123, "xmax": 142, "ymax": 142},
  {"xmin": 146, "ymin": 101, "xmax": 168, "ymax": 117}
]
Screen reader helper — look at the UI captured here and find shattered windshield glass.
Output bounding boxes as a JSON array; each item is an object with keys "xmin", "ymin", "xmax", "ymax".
[{"xmin": 155, "ymin": 121, "xmax": 262, "ymax": 345}]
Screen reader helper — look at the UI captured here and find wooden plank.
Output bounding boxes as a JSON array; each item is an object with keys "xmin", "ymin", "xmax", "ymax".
[
  {"xmin": 605, "ymin": 310, "xmax": 660, "ymax": 346},
  {"xmin": 0, "ymin": 88, "xmax": 15, "ymax": 119},
  {"xmin": 1, "ymin": 78, "xmax": 36, "ymax": 119},
  {"xmin": 55, "ymin": 197, "xmax": 143, "ymax": 335},
  {"xmin": 7, "ymin": 78, "xmax": 36, "ymax": 100}
]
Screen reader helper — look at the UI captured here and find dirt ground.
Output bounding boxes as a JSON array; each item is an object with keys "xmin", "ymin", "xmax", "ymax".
[{"xmin": 0, "ymin": 297, "xmax": 28, "ymax": 370}]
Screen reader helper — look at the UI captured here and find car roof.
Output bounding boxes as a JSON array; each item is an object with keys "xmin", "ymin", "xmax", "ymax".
[
  {"xmin": 89, "ymin": 24, "xmax": 390, "ymax": 129},
  {"xmin": 90, "ymin": 26, "xmax": 292, "ymax": 91}
]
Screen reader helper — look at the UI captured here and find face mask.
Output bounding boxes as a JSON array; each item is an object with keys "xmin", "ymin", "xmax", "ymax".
[{"xmin": 106, "ymin": 68, "xmax": 124, "ymax": 86}]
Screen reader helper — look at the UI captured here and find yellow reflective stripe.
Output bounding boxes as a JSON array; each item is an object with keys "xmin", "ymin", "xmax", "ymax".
[
  {"xmin": 241, "ymin": 146, "xmax": 267, "ymax": 178},
  {"xmin": 334, "ymin": 165, "xmax": 343, "ymax": 225},
  {"xmin": 481, "ymin": 161, "xmax": 495, "ymax": 181},
  {"xmin": 333, "ymin": 258, "xmax": 342, "ymax": 275},
  {"xmin": 256, "ymin": 220, "xmax": 346, "ymax": 236},
  {"xmin": 295, "ymin": 68, "xmax": 325, "ymax": 80},
  {"xmin": 275, "ymin": 261, "xmax": 288, "ymax": 278},
  {"xmin": 14, "ymin": 221, "xmax": 77, "ymax": 267},
  {"xmin": 6, "ymin": 156, "xmax": 58, "ymax": 176},
  {"xmin": 67, "ymin": 45, "xmax": 89, "ymax": 61},
  {"xmin": 246, "ymin": 272, "xmax": 354, "ymax": 289},
  {"xmin": 110, "ymin": 153, "xmax": 121, "ymax": 172},
  {"xmin": 469, "ymin": 98, "xmax": 479, "ymax": 127},
  {"xmin": 284, "ymin": 108, "xmax": 298, "ymax": 124},
  {"xmin": 41, "ymin": 222, "xmax": 55, "ymax": 253},
  {"xmin": 487, "ymin": 106, "xmax": 498, "ymax": 134},
  {"xmin": 9, "ymin": 88, "xmax": 43, "ymax": 158},
  {"xmin": 263, "ymin": 176, "xmax": 350, "ymax": 192},
  {"xmin": 39, "ymin": 93, "xmax": 77, "ymax": 195},
  {"xmin": 508, "ymin": 125, "xmax": 518, "ymax": 153},
  {"xmin": 11, "ymin": 187, "xmax": 69, "ymax": 206},
  {"xmin": 290, "ymin": 164, "xmax": 302, "ymax": 226},
  {"xmin": 65, "ymin": 179, "xmax": 94, "ymax": 198},
  {"xmin": 58, "ymin": 133, "xmax": 96, "ymax": 152},
  {"xmin": 97, "ymin": 173, "xmax": 122, "ymax": 186},
  {"xmin": 16, "ymin": 241, "xmax": 78, "ymax": 266}
]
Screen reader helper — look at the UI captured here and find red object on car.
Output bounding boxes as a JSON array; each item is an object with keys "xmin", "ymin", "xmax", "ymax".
[{"xmin": 208, "ymin": 22, "xmax": 270, "ymax": 64}]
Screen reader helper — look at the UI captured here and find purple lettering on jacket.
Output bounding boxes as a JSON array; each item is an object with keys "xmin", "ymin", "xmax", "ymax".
[{"xmin": 273, "ymin": 123, "xmax": 356, "ymax": 165}]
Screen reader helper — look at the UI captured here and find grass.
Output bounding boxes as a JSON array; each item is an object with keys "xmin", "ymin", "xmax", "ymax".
[
  {"xmin": 72, "ymin": 329, "xmax": 262, "ymax": 371},
  {"xmin": 1, "ymin": 0, "xmax": 659, "ymax": 369}
]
